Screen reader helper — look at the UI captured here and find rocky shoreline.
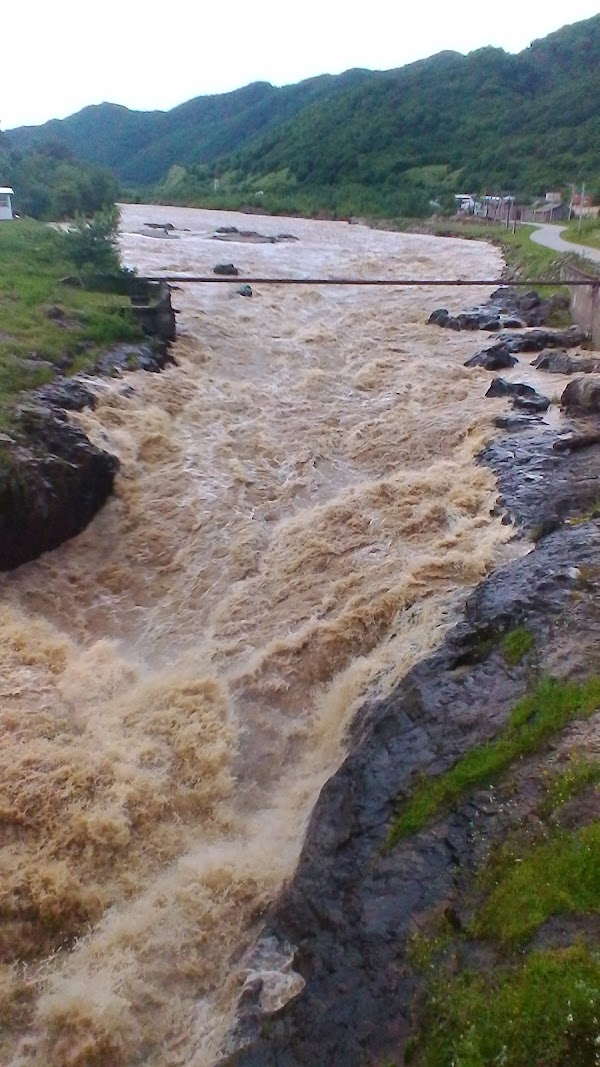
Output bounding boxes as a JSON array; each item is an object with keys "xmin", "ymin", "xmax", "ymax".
[
  {"xmin": 0, "ymin": 279, "xmax": 176, "ymax": 571},
  {"xmin": 218, "ymin": 292, "xmax": 600, "ymax": 1067}
]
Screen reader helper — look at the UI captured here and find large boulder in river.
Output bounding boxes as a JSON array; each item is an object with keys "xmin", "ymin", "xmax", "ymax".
[
  {"xmin": 532, "ymin": 350, "xmax": 600, "ymax": 375},
  {"xmin": 464, "ymin": 343, "xmax": 518, "ymax": 370},
  {"xmin": 561, "ymin": 377, "xmax": 600, "ymax": 414},
  {"xmin": 485, "ymin": 378, "xmax": 550, "ymax": 412}
]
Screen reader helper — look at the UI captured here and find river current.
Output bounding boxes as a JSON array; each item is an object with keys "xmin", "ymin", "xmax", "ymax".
[{"xmin": 1, "ymin": 206, "xmax": 514, "ymax": 1065}]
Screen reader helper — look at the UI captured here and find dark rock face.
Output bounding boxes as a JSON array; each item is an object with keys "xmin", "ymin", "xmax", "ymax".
[
  {"xmin": 237, "ymin": 285, "xmax": 253, "ymax": 297},
  {"xmin": 220, "ymin": 517, "xmax": 600, "ymax": 1067},
  {"xmin": 35, "ymin": 377, "xmax": 97, "ymax": 412},
  {"xmin": 218, "ymin": 428, "xmax": 600, "ymax": 1067},
  {"xmin": 485, "ymin": 378, "xmax": 550, "ymax": 412},
  {"xmin": 464, "ymin": 344, "xmax": 518, "ymax": 369},
  {"xmin": 0, "ymin": 407, "xmax": 118, "ymax": 570},
  {"xmin": 95, "ymin": 342, "xmax": 175, "ymax": 376},
  {"xmin": 561, "ymin": 376, "xmax": 600, "ymax": 413}
]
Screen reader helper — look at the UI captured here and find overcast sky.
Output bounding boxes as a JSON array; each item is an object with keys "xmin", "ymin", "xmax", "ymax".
[{"xmin": 3, "ymin": 1, "xmax": 599, "ymax": 130}]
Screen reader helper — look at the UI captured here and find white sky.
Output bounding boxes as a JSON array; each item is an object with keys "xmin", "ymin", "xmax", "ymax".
[{"xmin": 3, "ymin": 0, "xmax": 599, "ymax": 130}]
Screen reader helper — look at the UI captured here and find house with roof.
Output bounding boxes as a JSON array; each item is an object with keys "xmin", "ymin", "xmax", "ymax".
[{"xmin": 0, "ymin": 187, "xmax": 14, "ymax": 220}]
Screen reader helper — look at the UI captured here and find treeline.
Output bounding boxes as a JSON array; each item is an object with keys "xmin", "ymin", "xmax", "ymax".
[{"xmin": 0, "ymin": 133, "xmax": 118, "ymax": 220}]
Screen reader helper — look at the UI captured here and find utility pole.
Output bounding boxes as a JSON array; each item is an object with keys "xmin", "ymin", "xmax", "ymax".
[{"xmin": 578, "ymin": 181, "xmax": 585, "ymax": 233}]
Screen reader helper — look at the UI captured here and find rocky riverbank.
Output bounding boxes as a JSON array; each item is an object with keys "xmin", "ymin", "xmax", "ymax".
[
  {"xmin": 218, "ymin": 293, "xmax": 600, "ymax": 1067},
  {"xmin": 0, "ymin": 279, "xmax": 176, "ymax": 570}
]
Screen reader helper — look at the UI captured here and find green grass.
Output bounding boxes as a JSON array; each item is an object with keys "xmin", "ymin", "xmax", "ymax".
[
  {"xmin": 416, "ymin": 944, "xmax": 600, "ymax": 1067},
  {"xmin": 540, "ymin": 759, "xmax": 600, "ymax": 818},
  {"xmin": 502, "ymin": 626, "xmax": 535, "ymax": 666},
  {"xmin": 0, "ymin": 218, "xmax": 142, "ymax": 418},
  {"xmin": 387, "ymin": 676, "xmax": 600, "ymax": 846},
  {"xmin": 561, "ymin": 218, "xmax": 600, "ymax": 253},
  {"xmin": 474, "ymin": 822, "xmax": 600, "ymax": 945}
]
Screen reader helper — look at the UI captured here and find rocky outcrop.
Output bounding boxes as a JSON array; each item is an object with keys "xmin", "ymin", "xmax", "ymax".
[
  {"xmin": 533, "ymin": 350, "xmax": 600, "ymax": 375},
  {"xmin": 0, "ymin": 406, "xmax": 118, "ymax": 570},
  {"xmin": 218, "ymin": 425, "xmax": 600, "ymax": 1067},
  {"xmin": 428, "ymin": 287, "xmax": 571, "ymax": 332},
  {"xmin": 561, "ymin": 376, "xmax": 600, "ymax": 414}
]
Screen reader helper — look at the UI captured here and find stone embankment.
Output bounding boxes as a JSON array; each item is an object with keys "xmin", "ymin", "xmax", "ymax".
[
  {"xmin": 0, "ymin": 279, "xmax": 176, "ymax": 570},
  {"xmin": 219, "ymin": 288, "xmax": 600, "ymax": 1067}
]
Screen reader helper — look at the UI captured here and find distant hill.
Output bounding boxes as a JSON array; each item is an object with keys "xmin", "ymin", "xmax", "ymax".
[
  {"xmin": 6, "ymin": 15, "xmax": 600, "ymax": 215},
  {"xmin": 6, "ymin": 72, "xmax": 368, "ymax": 186}
]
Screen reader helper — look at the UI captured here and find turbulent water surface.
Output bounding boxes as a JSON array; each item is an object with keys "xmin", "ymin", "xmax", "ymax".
[{"xmin": 1, "ymin": 206, "xmax": 515, "ymax": 1065}]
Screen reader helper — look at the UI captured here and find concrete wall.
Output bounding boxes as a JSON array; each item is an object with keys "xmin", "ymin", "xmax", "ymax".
[
  {"xmin": 562, "ymin": 262, "xmax": 600, "ymax": 349},
  {"xmin": 0, "ymin": 194, "xmax": 13, "ymax": 220}
]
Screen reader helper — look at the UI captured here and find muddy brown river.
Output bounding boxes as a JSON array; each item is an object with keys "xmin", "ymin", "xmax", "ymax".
[{"xmin": 0, "ymin": 206, "xmax": 516, "ymax": 1065}]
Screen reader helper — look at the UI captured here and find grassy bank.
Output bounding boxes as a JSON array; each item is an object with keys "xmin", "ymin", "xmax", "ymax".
[
  {"xmin": 0, "ymin": 218, "xmax": 141, "ymax": 422},
  {"xmin": 560, "ymin": 217, "xmax": 600, "ymax": 252}
]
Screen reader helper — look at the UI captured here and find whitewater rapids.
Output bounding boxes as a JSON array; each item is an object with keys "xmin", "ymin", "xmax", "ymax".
[{"xmin": 0, "ymin": 206, "xmax": 513, "ymax": 1065}]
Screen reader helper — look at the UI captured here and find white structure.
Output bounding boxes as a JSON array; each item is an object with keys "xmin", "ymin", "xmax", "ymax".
[{"xmin": 0, "ymin": 187, "xmax": 14, "ymax": 220}]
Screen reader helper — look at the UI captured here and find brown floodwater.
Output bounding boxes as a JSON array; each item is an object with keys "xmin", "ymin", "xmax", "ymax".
[{"xmin": 1, "ymin": 206, "xmax": 523, "ymax": 1065}]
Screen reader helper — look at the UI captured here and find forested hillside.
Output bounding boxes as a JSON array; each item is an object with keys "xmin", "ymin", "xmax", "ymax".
[
  {"xmin": 6, "ymin": 15, "xmax": 600, "ymax": 217},
  {"xmin": 0, "ymin": 133, "xmax": 118, "ymax": 219}
]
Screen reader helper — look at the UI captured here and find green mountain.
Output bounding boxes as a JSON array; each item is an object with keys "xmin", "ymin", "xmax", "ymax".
[
  {"xmin": 6, "ymin": 15, "xmax": 600, "ymax": 216},
  {"xmin": 6, "ymin": 72, "xmax": 367, "ymax": 186}
]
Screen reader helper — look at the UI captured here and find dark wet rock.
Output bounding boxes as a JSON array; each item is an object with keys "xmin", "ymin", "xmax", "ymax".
[
  {"xmin": 501, "ymin": 325, "xmax": 585, "ymax": 353},
  {"xmin": 561, "ymin": 376, "xmax": 600, "ymax": 414},
  {"xmin": 428, "ymin": 287, "xmax": 569, "ymax": 333},
  {"xmin": 482, "ymin": 429, "xmax": 600, "ymax": 534},
  {"xmin": 485, "ymin": 378, "xmax": 550, "ymax": 413},
  {"xmin": 143, "ymin": 221, "xmax": 175, "ymax": 231},
  {"xmin": 95, "ymin": 342, "xmax": 175, "ymax": 376},
  {"xmin": 237, "ymin": 285, "xmax": 253, "ymax": 297},
  {"xmin": 533, "ymin": 350, "xmax": 600, "ymax": 375},
  {"xmin": 0, "ymin": 406, "xmax": 118, "ymax": 570},
  {"xmin": 214, "ymin": 263, "xmax": 240, "ymax": 276},
  {"xmin": 494, "ymin": 413, "xmax": 543, "ymax": 431},
  {"xmin": 220, "ymin": 505, "xmax": 600, "ymax": 1067},
  {"xmin": 35, "ymin": 377, "xmax": 97, "ymax": 412},
  {"xmin": 216, "ymin": 226, "xmax": 239, "ymax": 234},
  {"xmin": 277, "ymin": 233, "xmax": 299, "ymax": 241},
  {"xmin": 464, "ymin": 343, "xmax": 518, "ymax": 370}
]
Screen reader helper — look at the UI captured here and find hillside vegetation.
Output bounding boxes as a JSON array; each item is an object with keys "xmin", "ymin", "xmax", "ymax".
[{"xmin": 5, "ymin": 15, "xmax": 600, "ymax": 217}]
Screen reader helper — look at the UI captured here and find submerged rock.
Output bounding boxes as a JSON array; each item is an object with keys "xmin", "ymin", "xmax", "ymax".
[{"xmin": 214, "ymin": 263, "xmax": 240, "ymax": 276}]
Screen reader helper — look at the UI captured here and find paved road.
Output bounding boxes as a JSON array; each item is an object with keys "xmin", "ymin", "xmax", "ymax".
[{"xmin": 528, "ymin": 222, "xmax": 600, "ymax": 266}]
